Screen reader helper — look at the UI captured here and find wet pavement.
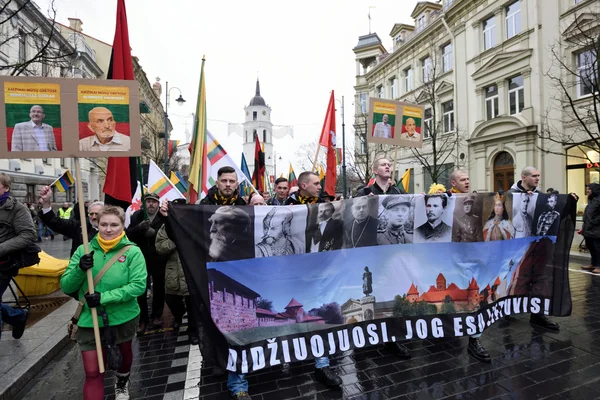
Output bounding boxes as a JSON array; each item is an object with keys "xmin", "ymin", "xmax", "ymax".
[{"xmin": 12, "ymin": 258, "xmax": 600, "ymax": 400}]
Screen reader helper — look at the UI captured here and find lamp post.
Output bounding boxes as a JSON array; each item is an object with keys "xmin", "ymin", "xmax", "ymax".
[
  {"xmin": 268, "ymin": 151, "xmax": 282, "ymax": 182},
  {"xmin": 336, "ymin": 97, "xmax": 347, "ymax": 199},
  {"xmin": 164, "ymin": 81, "xmax": 186, "ymax": 173}
]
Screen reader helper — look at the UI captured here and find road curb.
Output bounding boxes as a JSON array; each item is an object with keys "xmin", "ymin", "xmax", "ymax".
[{"xmin": 0, "ymin": 299, "xmax": 76, "ymax": 400}]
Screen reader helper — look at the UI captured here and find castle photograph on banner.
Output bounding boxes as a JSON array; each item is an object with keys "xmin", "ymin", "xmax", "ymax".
[
  {"xmin": 367, "ymin": 98, "xmax": 424, "ymax": 148},
  {"xmin": 0, "ymin": 76, "xmax": 140, "ymax": 159}
]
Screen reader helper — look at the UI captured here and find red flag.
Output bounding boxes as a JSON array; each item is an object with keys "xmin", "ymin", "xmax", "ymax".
[
  {"xmin": 102, "ymin": 0, "xmax": 137, "ymax": 210},
  {"xmin": 319, "ymin": 91, "xmax": 337, "ymax": 196},
  {"xmin": 252, "ymin": 133, "xmax": 265, "ymax": 192}
]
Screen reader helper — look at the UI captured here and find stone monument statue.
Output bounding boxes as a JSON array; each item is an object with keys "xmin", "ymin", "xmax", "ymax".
[{"xmin": 362, "ymin": 266, "xmax": 373, "ymax": 296}]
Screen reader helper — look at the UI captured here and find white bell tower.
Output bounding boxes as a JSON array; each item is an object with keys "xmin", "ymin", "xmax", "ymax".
[{"xmin": 242, "ymin": 79, "xmax": 273, "ymax": 182}]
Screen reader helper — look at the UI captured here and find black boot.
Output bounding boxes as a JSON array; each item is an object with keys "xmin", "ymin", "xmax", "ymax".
[
  {"xmin": 530, "ymin": 314, "xmax": 559, "ymax": 331},
  {"xmin": 315, "ymin": 366, "xmax": 342, "ymax": 387},
  {"xmin": 384, "ymin": 342, "xmax": 411, "ymax": 359},
  {"xmin": 468, "ymin": 337, "xmax": 491, "ymax": 363}
]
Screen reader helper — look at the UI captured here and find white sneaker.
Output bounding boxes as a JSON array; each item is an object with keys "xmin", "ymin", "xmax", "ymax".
[{"xmin": 114, "ymin": 372, "xmax": 130, "ymax": 400}]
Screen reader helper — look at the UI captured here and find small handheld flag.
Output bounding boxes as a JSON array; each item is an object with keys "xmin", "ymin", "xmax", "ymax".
[{"xmin": 52, "ymin": 170, "xmax": 75, "ymax": 192}]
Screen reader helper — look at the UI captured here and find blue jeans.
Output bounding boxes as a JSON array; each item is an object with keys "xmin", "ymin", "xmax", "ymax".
[
  {"xmin": 227, "ymin": 357, "xmax": 330, "ymax": 395},
  {"xmin": 0, "ymin": 277, "xmax": 26, "ymax": 340}
]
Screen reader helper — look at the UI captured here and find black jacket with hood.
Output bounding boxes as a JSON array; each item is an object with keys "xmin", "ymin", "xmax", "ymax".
[{"xmin": 582, "ymin": 183, "xmax": 600, "ymax": 239}]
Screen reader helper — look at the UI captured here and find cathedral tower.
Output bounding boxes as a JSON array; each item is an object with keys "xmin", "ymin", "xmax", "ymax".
[{"xmin": 242, "ymin": 79, "xmax": 274, "ymax": 182}]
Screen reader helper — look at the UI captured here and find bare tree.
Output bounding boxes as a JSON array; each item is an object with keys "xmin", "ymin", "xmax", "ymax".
[
  {"xmin": 0, "ymin": 0, "xmax": 76, "ymax": 76},
  {"xmin": 408, "ymin": 39, "xmax": 463, "ymax": 186},
  {"xmin": 352, "ymin": 111, "xmax": 388, "ymax": 185},
  {"xmin": 539, "ymin": 12, "xmax": 599, "ymax": 166}
]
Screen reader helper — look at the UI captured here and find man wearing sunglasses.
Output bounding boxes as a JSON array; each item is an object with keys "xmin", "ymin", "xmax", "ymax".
[{"xmin": 37, "ymin": 185, "xmax": 102, "ymax": 256}]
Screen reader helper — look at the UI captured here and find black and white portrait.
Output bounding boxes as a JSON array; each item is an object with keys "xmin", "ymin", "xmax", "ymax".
[
  {"xmin": 306, "ymin": 202, "xmax": 344, "ymax": 252},
  {"xmin": 533, "ymin": 193, "xmax": 563, "ymax": 237},
  {"xmin": 512, "ymin": 193, "xmax": 538, "ymax": 239},
  {"xmin": 207, "ymin": 206, "xmax": 254, "ymax": 262},
  {"xmin": 377, "ymin": 195, "xmax": 414, "ymax": 245},
  {"xmin": 413, "ymin": 194, "xmax": 455, "ymax": 243},
  {"xmin": 452, "ymin": 194, "xmax": 484, "ymax": 243},
  {"xmin": 254, "ymin": 206, "xmax": 306, "ymax": 257},
  {"xmin": 343, "ymin": 196, "xmax": 378, "ymax": 249}
]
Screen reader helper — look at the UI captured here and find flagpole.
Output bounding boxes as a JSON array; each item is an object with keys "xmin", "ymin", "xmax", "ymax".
[
  {"xmin": 136, "ymin": 157, "xmax": 148, "ymax": 220},
  {"xmin": 392, "ymin": 145, "xmax": 399, "ymax": 184},
  {"xmin": 74, "ymin": 157, "xmax": 105, "ymax": 373},
  {"xmin": 311, "ymin": 145, "xmax": 322, "ymax": 173}
]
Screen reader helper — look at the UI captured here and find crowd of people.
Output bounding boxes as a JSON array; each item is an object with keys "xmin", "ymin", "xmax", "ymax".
[{"xmin": 0, "ymin": 158, "xmax": 595, "ymax": 400}]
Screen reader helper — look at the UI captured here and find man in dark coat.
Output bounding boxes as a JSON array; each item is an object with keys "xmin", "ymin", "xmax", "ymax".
[
  {"xmin": 582, "ymin": 184, "xmax": 600, "ymax": 273},
  {"xmin": 37, "ymin": 186, "xmax": 101, "ymax": 256},
  {"xmin": 415, "ymin": 195, "xmax": 452, "ymax": 242},
  {"xmin": 306, "ymin": 202, "xmax": 343, "ymax": 252},
  {"xmin": 127, "ymin": 192, "xmax": 168, "ymax": 333},
  {"xmin": 199, "ymin": 166, "xmax": 246, "ymax": 206},
  {"xmin": 344, "ymin": 196, "xmax": 378, "ymax": 248},
  {"xmin": 355, "ymin": 158, "xmax": 407, "ymax": 196}
]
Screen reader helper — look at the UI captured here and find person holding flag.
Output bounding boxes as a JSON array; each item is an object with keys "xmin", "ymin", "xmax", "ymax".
[{"xmin": 198, "ymin": 167, "xmax": 246, "ymax": 206}]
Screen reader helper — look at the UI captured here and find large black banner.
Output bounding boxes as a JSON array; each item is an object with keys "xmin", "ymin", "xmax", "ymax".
[{"xmin": 168, "ymin": 192, "xmax": 576, "ymax": 374}]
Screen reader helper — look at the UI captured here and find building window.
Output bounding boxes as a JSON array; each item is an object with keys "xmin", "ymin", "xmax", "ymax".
[
  {"xmin": 485, "ymin": 85, "xmax": 499, "ymax": 120},
  {"xmin": 416, "ymin": 15, "xmax": 426, "ymax": 31},
  {"xmin": 395, "ymin": 35, "xmax": 403, "ymax": 45},
  {"xmin": 422, "ymin": 57, "xmax": 432, "ymax": 83},
  {"xmin": 506, "ymin": 2, "xmax": 521, "ymax": 39},
  {"xmin": 253, "ymin": 129, "xmax": 257, "ymax": 141},
  {"xmin": 424, "ymin": 108, "xmax": 432, "ymax": 139},
  {"xmin": 67, "ymin": 187, "xmax": 75, "ymax": 203},
  {"xmin": 360, "ymin": 93, "xmax": 367, "ymax": 113},
  {"xmin": 18, "ymin": 31, "xmax": 26, "ymax": 63},
  {"xmin": 442, "ymin": 100, "xmax": 454, "ymax": 133},
  {"xmin": 26, "ymin": 184, "xmax": 35, "ymax": 203},
  {"xmin": 60, "ymin": 158, "xmax": 67, "ymax": 167},
  {"xmin": 483, "ymin": 16, "xmax": 496, "ymax": 50},
  {"xmin": 252, "ymin": 111, "xmax": 257, "ymax": 121},
  {"xmin": 405, "ymin": 68, "xmax": 413, "ymax": 92},
  {"xmin": 577, "ymin": 50, "xmax": 598, "ymax": 98},
  {"xmin": 442, "ymin": 43, "xmax": 453, "ymax": 73},
  {"xmin": 263, "ymin": 129, "xmax": 267, "ymax": 143},
  {"xmin": 390, "ymin": 77, "xmax": 398, "ymax": 99},
  {"xmin": 508, "ymin": 75, "xmax": 525, "ymax": 115},
  {"xmin": 424, "ymin": 163, "xmax": 455, "ymax": 191},
  {"xmin": 377, "ymin": 85, "xmax": 384, "ymax": 98},
  {"xmin": 359, "ymin": 136, "xmax": 366, "ymax": 154}
]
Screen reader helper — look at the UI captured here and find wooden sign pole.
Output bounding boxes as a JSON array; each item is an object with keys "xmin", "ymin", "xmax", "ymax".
[
  {"xmin": 392, "ymin": 145, "xmax": 399, "ymax": 183},
  {"xmin": 74, "ymin": 157, "xmax": 105, "ymax": 373}
]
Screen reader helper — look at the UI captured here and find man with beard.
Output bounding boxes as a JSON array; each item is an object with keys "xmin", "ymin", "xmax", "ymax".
[
  {"xmin": 378, "ymin": 196, "xmax": 413, "ymax": 245},
  {"xmin": 199, "ymin": 166, "xmax": 247, "ymax": 205},
  {"xmin": 536, "ymin": 192, "xmax": 561, "ymax": 236},
  {"xmin": 355, "ymin": 158, "xmax": 407, "ymax": 196},
  {"xmin": 207, "ymin": 206, "xmax": 252, "ymax": 261},
  {"xmin": 344, "ymin": 196, "xmax": 378, "ymax": 248},
  {"xmin": 127, "ymin": 193, "xmax": 168, "ymax": 333},
  {"xmin": 256, "ymin": 208, "xmax": 304, "ymax": 257},
  {"xmin": 285, "ymin": 171, "xmax": 322, "ymax": 205},
  {"xmin": 38, "ymin": 186, "xmax": 102, "ymax": 256},
  {"xmin": 415, "ymin": 195, "xmax": 452, "ymax": 242},
  {"xmin": 267, "ymin": 177, "xmax": 289, "ymax": 205},
  {"xmin": 452, "ymin": 195, "xmax": 483, "ymax": 243},
  {"xmin": 307, "ymin": 202, "xmax": 343, "ymax": 252}
]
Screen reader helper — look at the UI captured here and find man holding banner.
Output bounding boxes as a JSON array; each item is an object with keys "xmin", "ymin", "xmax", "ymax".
[{"xmin": 199, "ymin": 167, "xmax": 246, "ymax": 206}]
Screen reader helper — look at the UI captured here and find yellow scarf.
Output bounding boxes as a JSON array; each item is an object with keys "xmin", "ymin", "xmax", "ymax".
[
  {"xmin": 213, "ymin": 191, "xmax": 239, "ymax": 205},
  {"xmin": 297, "ymin": 195, "xmax": 319, "ymax": 204},
  {"xmin": 450, "ymin": 187, "xmax": 462, "ymax": 194},
  {"xmin": 97, "ymin": 231, "xmax": 125, "ymax": 254}
]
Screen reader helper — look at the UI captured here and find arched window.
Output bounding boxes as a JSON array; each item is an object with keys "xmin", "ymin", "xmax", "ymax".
[{"xmin": 263, "ymin": 129, "xmax": 267, "ymax": 143}]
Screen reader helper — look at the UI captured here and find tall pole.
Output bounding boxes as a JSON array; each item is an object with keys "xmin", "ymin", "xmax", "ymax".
[
  {"xmin": 342, "ymin": 96, "xmax": 347, "ymax": 199},
  {"xmin": 164, "ymin": 81, "xmax": 169, "ymax": 173},
  {"xmin": 273, "ymin": 152, "xmax": 277, "ymax": 182}
]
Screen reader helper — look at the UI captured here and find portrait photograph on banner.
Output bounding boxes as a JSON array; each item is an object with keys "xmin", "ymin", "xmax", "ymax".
[
  {"xmin": 398, "ymin": 104, "xmax": 424, "ymax": 148},
  {"xmin": 367, "ymin": 98, "xmax": 425, "ymax": 148},
  {"xmin": 0, "ymin": 76, "xmax": 141, "ymax": 159}
]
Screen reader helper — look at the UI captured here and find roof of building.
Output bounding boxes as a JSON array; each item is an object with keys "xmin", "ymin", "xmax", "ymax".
[
  {"xmin": 249, "ymin": 79, "xmax": 266, "ymax": 106},
  {"xmin": 285, "ymin": 298, "xmax": 303, "ymax": 308},
  {"xmin": 408, "ymin": 283, "xmax": 419, "ymax": 295},
  {"xmin": 353, "ymin": 33, "xmax": 384, "ymax": 50},
  {"xmin": 467, "ymin": 277, "xmax": 479, "ymax": 290},
  {"xmin": 256, "ymin": 308, "xmax": 276, "ymax": 316}
]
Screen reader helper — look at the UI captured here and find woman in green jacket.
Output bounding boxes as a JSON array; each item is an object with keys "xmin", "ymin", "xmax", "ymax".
[{"xmin": 61, "ymin": 205, "xmax": 147, "ymax": 400}]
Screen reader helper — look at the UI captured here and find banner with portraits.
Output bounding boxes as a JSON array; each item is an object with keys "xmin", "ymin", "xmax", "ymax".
[
  {"xmin": 0, "ymin": 76, "xmax": 140, "ymax": 158},
  {"xmin": 367, "ymin": 98, "xmax": 424, "ymax": 148},
  {"xmin": 169, "ymin": 192, "xmax": 576, "ymax": 374}
]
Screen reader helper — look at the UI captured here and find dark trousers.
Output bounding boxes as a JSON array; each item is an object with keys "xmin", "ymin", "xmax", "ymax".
[
  {"xmin": 0, "ymin": 277, "xmax": 26, "ymax": 340},
  {"xmin": 586, "ymin": 237, "xmax": 600, "ymax": 267},
  {"xmin": 137, "ymin": 268, "xmax": 166, "ymax": 324},
  {"xmin": 165, "ymin": 294, "xmax": 197, "ymax": 335}
]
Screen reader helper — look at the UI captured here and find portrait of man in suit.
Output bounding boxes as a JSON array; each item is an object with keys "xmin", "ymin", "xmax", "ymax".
[
  {"xmin": 79, "ymin": 107, "xmax": 131, "ymax": 151},
  {"xmin": 373, "ymin": 114, "xmax": 393, "ymax": 139},
  {"xmin": 306, "ymin": 202, "xmax": 343, "ymax": 252},
  {"xmin": 10, "ymin": 105, "xmax": 57, "ymax": 152},
  {"xmin": 344, "ymin": 196, "xmax": 378, "ymax": 249},
  {"xmin": 414, "ymin": 194, "xmax": 452, "ymax": 242}
]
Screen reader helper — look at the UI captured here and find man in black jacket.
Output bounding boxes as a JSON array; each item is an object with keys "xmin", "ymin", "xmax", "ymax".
[
  {"xmin": 38, "ymin": 186, "xmax": 102, "ymax": 256},
  {"xmin": 355, "ymin": 158, "xmax": 407, "ymax": 197},
  {"xmin": 267, "ymin": 177, "xmax": 289, "ymax": 205},
  {"xmin": 126, "ymin": 192, "xmax": 168, "ymax": 333},
  {"xmin": 285, "ymin": 172, "xmax": 322, "ymax": 205},
  {"xmin": 198, "ymin": 166, "xmax": 246, "ymax": 205}
]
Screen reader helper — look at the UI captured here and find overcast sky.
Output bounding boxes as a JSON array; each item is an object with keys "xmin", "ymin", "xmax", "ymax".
[{"xmin": 41, "ymin": 0, "xmax": 420, "ymax": 172}]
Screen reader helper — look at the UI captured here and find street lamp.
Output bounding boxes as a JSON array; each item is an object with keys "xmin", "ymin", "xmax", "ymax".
[
  {"xmin": 268, "ymin": 151, "xmax": 282, "ymax": 182},
  {"xmin": 335, "ymin": 97, "xmax": 347, "ymax": 199},
  {"xmin": 164, "ymin": 81, "xmax": 186, "ymax": 173}
]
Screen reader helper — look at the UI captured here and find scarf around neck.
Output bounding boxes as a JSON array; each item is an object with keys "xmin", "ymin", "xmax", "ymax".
[
  {"xmin": 213, "ymin": 191, "xmax": 239, "ymax": 205},
  {"xmin": 0, "ymin": 192, "xmax": 10, "ymax": 206},
  {"xmin": 97, "ymin": 231, "xmax": 125, "ymax": 254},
  {"xmin": 297, "ymin": 195, "xmax": 319, "ymax": 204}
]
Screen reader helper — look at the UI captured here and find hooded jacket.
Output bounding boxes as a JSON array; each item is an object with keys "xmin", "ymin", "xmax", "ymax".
[
  {"xmin": 60, "ymin": 234, "xmax": 147, "ymax": 328},
  {"xmin": 155, "ymin": 225, "xmax": 188, "ymax": 296},
  {"xmin": 198, "ymin": 185, "xmax": 246, "ymax": 205},
  {"xmin": 582, "ymin": 183, "xmax": 600, "ymax": 239},
  {"xmin": 0, "ymin": 196, "xmax": 36, "ymax": 260},
  {"xmin": 508, "ymin": 181, "xmax": 540, "ymax": 194}
]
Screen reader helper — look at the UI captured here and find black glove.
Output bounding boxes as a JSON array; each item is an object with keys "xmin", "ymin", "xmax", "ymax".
[
  {"xmin": 144, "ymin": 227, "xmax": 156, "ymax": 238},
  {"xmin": 138, "ymin": 220, "xmax": 151, "ymax": 231},
  {"xmin": 85, "ymin": 292, "xmax": 101, "ymax": 308},
  {"xmin": 79, "ymin": 251, "xmax": 95, "ymax": 272}
]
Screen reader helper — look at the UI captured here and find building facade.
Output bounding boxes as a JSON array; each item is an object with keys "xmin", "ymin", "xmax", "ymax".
[{"xmin": 353, "ymin": 0, "xmax": 599, "ymax": 215}]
